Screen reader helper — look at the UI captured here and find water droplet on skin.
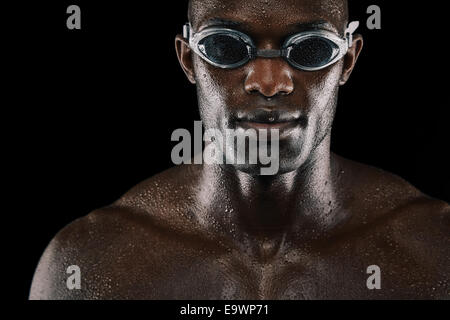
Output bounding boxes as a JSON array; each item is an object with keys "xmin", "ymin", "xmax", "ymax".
[{"xmin": 262, "ymin": 242, "xmax": 272, "ymax": 251}]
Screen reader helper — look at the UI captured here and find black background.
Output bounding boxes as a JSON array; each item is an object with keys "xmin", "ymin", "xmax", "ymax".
[{"xmin": 7, "ymin": 0, "xmax": 449, "ymax": 300}]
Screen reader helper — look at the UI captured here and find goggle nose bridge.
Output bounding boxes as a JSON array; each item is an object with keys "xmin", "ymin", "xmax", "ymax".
[
  {"xmin": 249, "ymin": 47, "xmax": 288, "ymax": 59},
  {"xmin": 249, "ymin": 48, "xmax": 290, "ymax": 59}
]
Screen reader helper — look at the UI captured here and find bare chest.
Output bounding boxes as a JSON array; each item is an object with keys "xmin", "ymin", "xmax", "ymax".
[{"xmin": 90, "ymin": 243, "xmax": 428, "ymax": 299}]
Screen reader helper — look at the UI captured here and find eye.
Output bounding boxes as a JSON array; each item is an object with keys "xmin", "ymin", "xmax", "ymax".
[
  {"xmin": 198, "ymin": 34, "xmax": 249, "ymax": 65},
  {"xmin": 289, "ymin": 37, "xmax": 339, "ymax": 68}
]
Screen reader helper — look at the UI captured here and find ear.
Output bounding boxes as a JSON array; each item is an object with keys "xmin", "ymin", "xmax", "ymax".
[
  {"xmin": 339, "ymin": 34, "xmax": 363, "ymax": 86},
  {"xmin": 175, "ymin": 34, "xmax": 196, "ymax": 84}
]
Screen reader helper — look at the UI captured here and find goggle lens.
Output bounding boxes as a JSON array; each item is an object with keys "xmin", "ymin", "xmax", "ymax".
[
  {"xmin": 288, "ymin": 37, "xmax": 339, "ymax": 69},
  {"xmin": 199, "ymin": 34, "xmax": 249, "ymax": 66}
]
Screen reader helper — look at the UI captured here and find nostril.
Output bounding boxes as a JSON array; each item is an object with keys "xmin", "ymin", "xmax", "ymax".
[
  {"xmin": 280, "ymin": 88, "xmax": 294, "ymax": 96},
  {"xmin": 244, "ymin": 82, "xmax": 261, "ymax": 95},
  {"xmin": 244, "ymin": 67, "xmax": 294, "ymax": 97},
  {"xmin": 245, "ymin": 83, "xmax": 293, "ymax": 98}
]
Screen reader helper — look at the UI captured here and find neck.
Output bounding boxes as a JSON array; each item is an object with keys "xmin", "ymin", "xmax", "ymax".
[{"xmin": 196, "ymin": 135, "xmax": 345, "ymax": 248}]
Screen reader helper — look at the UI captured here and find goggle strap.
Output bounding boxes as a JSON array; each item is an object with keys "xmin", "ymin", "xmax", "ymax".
[
  {"xmin": 345, "ymin": 21, "xmax": 359, "ymax": 48},
  {"xmin": 183, "ymin": 23, "xmax": 191, "ymax": 40}
]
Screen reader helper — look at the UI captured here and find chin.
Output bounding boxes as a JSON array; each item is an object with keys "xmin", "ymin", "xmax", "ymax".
[
  {"xmin": 231, "ymin": 157, "xmax": 304, "ymax": 177},
  {"xmin": 219, "ymin": 139, "xmax": 308, "ymax": 176}
]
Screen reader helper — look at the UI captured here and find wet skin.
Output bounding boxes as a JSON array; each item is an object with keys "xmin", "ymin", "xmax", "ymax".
[{"xmin": 30, "ymin": 0, "xmax": 449, "ymax": 299}]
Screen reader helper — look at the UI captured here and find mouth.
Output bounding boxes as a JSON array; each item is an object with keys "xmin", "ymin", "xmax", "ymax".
[
  {"xmin": 235, "ymin": 108, "xmax": 303, "ymax": 133},
  {"xmin": 236, "ymin": 120, "xmax": 300, "ymax": 131}
]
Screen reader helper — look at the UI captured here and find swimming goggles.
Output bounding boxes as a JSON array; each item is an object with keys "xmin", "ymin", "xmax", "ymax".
[{"xmin": 183, "ymin": 21, "xmax": 359, "ymax": 71}]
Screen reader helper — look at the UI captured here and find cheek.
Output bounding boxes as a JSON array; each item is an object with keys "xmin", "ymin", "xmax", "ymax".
[
  {"xmin": 300, "ymin": 63, "xmax": 342, "ymax": 116},
  {"xmin": 194, "ymin": 58, "xmax": 242, "ymax": 129},
  {"xmin": 294, "ymin": 63, "xmax": 341, "ymax": 151}
]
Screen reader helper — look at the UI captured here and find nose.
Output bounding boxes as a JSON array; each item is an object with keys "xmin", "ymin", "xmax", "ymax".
[{"xmin": 244, "ymin": 57, "xmax": 294, "ymax": 98}]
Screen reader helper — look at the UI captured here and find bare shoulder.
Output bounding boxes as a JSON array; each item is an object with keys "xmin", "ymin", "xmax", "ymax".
[
  {"xmin": 112, "ymin": 164, "xmax": 204, "ymax": 230},
  {"xmin": 29, "ymin": 208, "xmax": 113, "ymax": 299},
  {"xmin": 29, "ymin": 165, "xmax": 208, "ymax": 300},
  {"xmin": 334, "ymin": 154, "xmax": 449, "ymax": 296},
  {"xmin": 335, "ymin": 153, "xmax": 449, "ymax": 231}
]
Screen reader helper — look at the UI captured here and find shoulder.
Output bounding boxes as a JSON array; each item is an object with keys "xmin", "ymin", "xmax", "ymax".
[
  {"xmin": 29, "ymin": 165, "xmax": 206, "ymax": 300},
  {"xmin": 334, "ymin": 154, "xmax": 449, "ymax": 297},
  {"xmin": 28, "ymin": 207, "xmax": 143, "ymax": 299},
  {"xmin": 334, "ymin": 153, "xmax": 448, "ymax": 215},
  {"xmin": 335, "ymin": 153, "xmax": 449, "ymax": 232}
]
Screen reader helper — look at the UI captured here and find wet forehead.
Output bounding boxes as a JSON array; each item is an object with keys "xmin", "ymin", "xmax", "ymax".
[{"xmin": 190, "ymin": 0, "xmax": 347, "ymax": 34}]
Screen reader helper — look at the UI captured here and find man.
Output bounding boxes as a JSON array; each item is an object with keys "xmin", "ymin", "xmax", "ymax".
[{"xmin": 30, "ymin": 0, "xmax": 449, "ymax": 299}]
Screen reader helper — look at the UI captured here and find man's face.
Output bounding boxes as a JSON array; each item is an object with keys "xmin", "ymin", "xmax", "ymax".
[{"xmin": 178, "ymin": 0, "xmax": 360, "ymax": 175}]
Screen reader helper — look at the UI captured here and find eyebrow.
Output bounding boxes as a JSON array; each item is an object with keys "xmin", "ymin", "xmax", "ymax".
[
  {"xmin": 199, "ymin": 18, "xmax": 339, "ymax": 34},
  {"xmin": 199, "ymin": 18, "xmax": 243, "ymax": 30},
  {"xmin": 293, "ymin": 21, "xmax": 339, "ymax": 33}
]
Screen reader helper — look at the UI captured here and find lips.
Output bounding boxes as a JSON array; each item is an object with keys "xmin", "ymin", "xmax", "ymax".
[
  {"xmin": 236, "ymin": 108, "xmax": 300, "ymax": 124},
  {"xmin": 235, "ymin": 108, "xmax": 302, "ymax": 132},
  {"xmin": 237, "ymin": 120, "xmax": 299, "ymax": 131}
]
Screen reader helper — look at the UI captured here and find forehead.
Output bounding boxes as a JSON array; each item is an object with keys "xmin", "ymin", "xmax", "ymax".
[{"xmin": 190, "ymin": 0, "xmax": 346, "ymax": 34}]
